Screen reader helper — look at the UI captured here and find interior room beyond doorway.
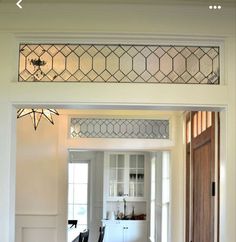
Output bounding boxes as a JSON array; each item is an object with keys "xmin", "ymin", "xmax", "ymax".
[{"xmin": 15, "ymin": 107, "xmax": 223, "ymax": 242}]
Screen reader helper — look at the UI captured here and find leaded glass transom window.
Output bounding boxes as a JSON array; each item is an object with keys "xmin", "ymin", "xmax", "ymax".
[
  {"xmin": 19, "ymin": 44, "xmax": 219, "ymax": 84},
  {"xmin": 70, "ymin": 118, "xmax": 169, "ymax": 139}
]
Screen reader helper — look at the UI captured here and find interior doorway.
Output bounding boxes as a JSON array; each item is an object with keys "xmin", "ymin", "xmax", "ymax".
[{"xmin": 14, "ymin": 106, "xmax": 222, "ymax": 242}]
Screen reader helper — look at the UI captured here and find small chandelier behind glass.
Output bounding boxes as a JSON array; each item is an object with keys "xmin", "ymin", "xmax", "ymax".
[
  {"xmin": 30, "ymin": 57, "xmax": 47, "ymax": 81},
  {"xmin": 17, "ymin": 109, "xmax": 59, "ymax": 130}
]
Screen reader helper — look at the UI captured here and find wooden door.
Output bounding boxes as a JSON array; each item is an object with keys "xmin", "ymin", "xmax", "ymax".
[{"xmin": 191, "ymin": 111, "xmax": 215, "ymax": 242}]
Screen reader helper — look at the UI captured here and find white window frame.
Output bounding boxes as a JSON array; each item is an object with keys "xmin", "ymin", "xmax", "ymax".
[
  {"xmin": 67, "ymin": 152, "xmax": 91, "ymax": 241},
  {"xmin": 150, "ymin": 151, "xmax": 171, "ymax": 242}
]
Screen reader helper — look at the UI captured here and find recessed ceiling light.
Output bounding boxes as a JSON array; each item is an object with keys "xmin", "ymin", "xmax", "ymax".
[
  {"xmin": 214, "ymin": 5, "xmax": 217, "ymax": 9},
  {"xmin": 218, "ymin": 5, "xmax": 222, "ymax": 9},
  {"xmin": 209, "ymin": 5, "xmax": 213, "ymax": 9}
]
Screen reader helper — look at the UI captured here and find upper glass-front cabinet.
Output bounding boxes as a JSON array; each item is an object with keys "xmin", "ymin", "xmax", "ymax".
[
  {"xmin": 105, "ymin": 152, "xmax": 146, "ymax": 201},
  {"xmin": 129, "ymin": 154, "xmax": 145, "ymax": 198},
  {"xmin": 109, "ymin": 154, "xmax": 125, "ymax": 197}
]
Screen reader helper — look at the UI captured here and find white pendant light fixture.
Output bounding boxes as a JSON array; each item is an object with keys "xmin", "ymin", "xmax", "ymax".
[{"xmin": 17, "ymin": 109, "xmax": 59, "ymax": 130}]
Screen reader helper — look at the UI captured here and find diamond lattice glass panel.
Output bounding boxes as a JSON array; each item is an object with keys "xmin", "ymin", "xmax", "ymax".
[
  {"xmin": 70, "ymin": 118, "xmax": 169, "ymax": 139},
  {"xmin": 19, "ymin": 44, "xmax": 220, "ymax": 84}
]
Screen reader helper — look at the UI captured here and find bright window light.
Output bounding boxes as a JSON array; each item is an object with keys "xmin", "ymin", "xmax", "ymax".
[{"xmin": 68, "ymin": 162, "xmax": 89, "ymax": 242}]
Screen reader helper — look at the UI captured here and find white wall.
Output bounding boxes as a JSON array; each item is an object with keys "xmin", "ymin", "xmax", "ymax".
[
  {"xmin": 15, "ymin": 116, "xmax": 59, "ymax": 242},
  {"xmin": 0, "ymin": 2, "xmax": 235, "ymax": 242},
  {"xmin": 15, "ymin": 115, "xmax": 105, "ymax": 242},
  {"xmin": 16, "ymin": 117, "xmax": 58, "ymax": 215}
]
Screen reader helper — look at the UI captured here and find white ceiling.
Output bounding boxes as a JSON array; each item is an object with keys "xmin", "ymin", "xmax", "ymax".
[{"xmin": 0, "ymin": 0, "xmax": 235, "ymax": 4}]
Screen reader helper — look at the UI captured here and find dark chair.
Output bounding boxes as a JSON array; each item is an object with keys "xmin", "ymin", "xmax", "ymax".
[
  {"xmin": 72, "ymin": 230, "xmax": 89, "ymax": 242},
  {"xmin": 98, "ymin": 226, "xmax": 105, "ymax": 242},
  {"xmin": 79, "ymin": 230, "xmax": 89, "ymax": 242},
  {"xmin": 68, "ymin": 219, "xmax": 78, "ymax": 228}
]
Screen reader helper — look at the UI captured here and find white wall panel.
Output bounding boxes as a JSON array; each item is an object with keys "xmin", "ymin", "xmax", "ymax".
[
  {"xmin": 23, "ymin": 228, "xmax": 56, "ymax": 242},
  {"xmin": 15, "ymin": 215, "xmax": 57, "ymax": 242}
]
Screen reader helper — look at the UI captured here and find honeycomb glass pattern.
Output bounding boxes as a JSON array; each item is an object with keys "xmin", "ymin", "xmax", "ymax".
[
  {"xmin": 70, "ymin": 118, "xmax": 169, "ymax": 139},
  {"xmin": 19, "ymin": 44, "xmax": 219, "ymax": 84}
]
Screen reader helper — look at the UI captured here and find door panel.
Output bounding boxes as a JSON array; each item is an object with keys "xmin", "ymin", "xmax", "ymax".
[
  {"xmin": 188, "ymin": 111, "xmax": 215, "ymax": 242},
  {"xmin": 192, "ymin": 141, "xmax": 212, "ymax": 242},
  {"xmin": 124, "ymin": 222, "xmax": 147, "ymax": 242},
  {"xmin": 104, "ymin": 222, "xmax": 124, "ymax": 242}
]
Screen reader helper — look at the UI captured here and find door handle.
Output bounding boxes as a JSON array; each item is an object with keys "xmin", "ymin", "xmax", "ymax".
[{"xmin": 212, "ymin": 182, "xmax": 216, "ymax": 197}]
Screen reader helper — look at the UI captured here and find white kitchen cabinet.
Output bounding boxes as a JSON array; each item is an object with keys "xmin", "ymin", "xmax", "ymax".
[
  {"xmin": 104, "ymin": 152, "xmax": 146, "ymax": 201},
  {"xmin": 102, "ymin": 220, "xmax": 147, "ymax": 242},
  {"xmin": 102, "ymin": 152, "xmax": 149, "ymax": 242}
]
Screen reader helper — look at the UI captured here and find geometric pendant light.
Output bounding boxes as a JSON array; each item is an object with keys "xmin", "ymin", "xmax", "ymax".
[{"xmin": 17, "ymin": 108, "xmax": 59, "ymax": 130}]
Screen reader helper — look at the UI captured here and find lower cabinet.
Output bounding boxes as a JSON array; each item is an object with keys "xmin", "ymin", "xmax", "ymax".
[{"xmin": 102, "ymin": 220, "xmax": 147, "ymax": 242}]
